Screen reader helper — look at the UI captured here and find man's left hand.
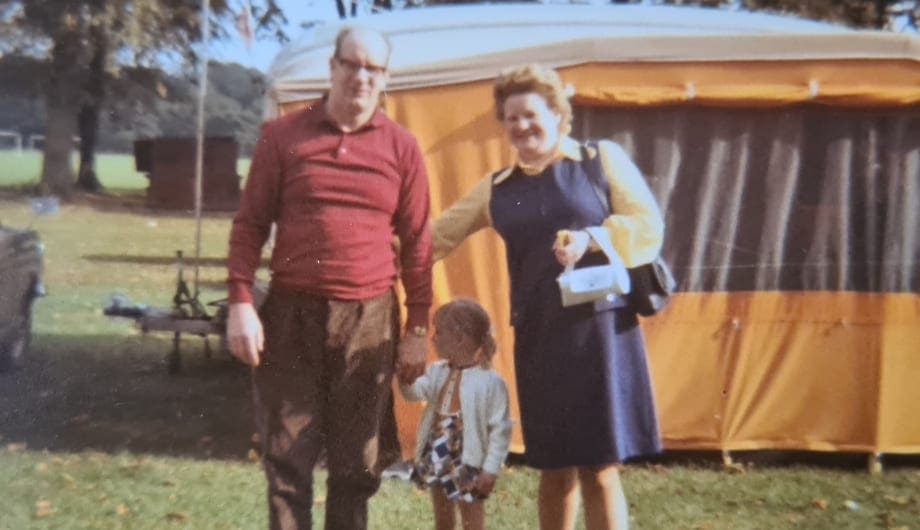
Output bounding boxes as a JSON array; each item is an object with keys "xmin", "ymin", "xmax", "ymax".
[{"xmin": 396, "ymin": 334, "xmax": 427, "ymax": 384}]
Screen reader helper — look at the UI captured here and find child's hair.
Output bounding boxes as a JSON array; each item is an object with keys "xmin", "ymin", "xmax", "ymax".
[{"xmin": 433, "ymin": 298, "xmax": 497, "ymax": 368}]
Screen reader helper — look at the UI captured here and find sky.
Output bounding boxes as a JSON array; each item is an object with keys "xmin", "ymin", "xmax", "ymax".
[
  {"xmin": 206, "ymin": 1, "xmax": 919, "ymax": 72},
  {"xmin": 209, "ymin": 1, "xmax": 343, "ymax": 72}
]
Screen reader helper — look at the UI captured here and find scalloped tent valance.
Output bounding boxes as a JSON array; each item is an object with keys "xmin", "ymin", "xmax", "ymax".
[{"xmin": 266, "ymin": 4, "xmax": 920, "ymax": 113}]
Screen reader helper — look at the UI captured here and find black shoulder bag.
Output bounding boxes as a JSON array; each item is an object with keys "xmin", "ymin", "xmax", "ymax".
[{"xmin": 580, "ymin": 142, "xmax": 677, "ymax": 316}]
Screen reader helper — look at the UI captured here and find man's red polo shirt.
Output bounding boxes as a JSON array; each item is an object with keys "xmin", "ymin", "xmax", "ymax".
[{"xmin": 227, "ymin": 104, "xmax": 432, "ymax": 328}]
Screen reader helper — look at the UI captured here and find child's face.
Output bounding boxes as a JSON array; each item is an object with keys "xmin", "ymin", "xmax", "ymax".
[{"xmin": 431, "ymin": 318, "xmax": 479, "ymax": 366}]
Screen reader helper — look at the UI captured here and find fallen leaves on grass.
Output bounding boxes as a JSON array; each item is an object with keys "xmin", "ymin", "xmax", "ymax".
[
  {"xmin": 882, "ymin": 514, "xmax": 910, "ymax": 530},
  {"xmin": 34, "ymin": 499, "xmax": 53, "ymax": 518},
  {"xmin": 314, "ymin": 495, "xmax": 326, "ymax": 505},
  {"xmin": 116, "ymin": 503, "xmax": 129, "ymax": 516},
  {"xmin": 722, "ymin": 462, "xmax": 746, "ymax": 474},
  {"xmin": 166, "ymin": 512, "xmax": 188, "ymax": 522},
  {"xmin": 884, "ymin": 495, "xmax": 911, "ymax": 505},
  {"xmin": 119, "ymin": 457, "xmax": 151, "ymax": 470},
  {"xmin": 35, "ymin": 463, "xmax": 48, "ymax": 473},
  {"xmin": 247, "ymin": 448, "xmax": 260, "ymax": 462},
  {"xmin": 6, "ymin": 442, "xmax": 26, "ymax": 453},
  {"xmin": 812, "ymin": 498, "xmax": 828, "ymax": 510}
]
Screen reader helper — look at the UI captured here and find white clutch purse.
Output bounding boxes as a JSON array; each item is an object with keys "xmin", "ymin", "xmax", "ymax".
[{"xmin": 556, "ymin": 226, "xmax": 631, "ymax": 308}]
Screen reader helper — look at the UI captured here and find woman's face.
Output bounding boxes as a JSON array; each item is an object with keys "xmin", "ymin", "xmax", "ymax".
[{"xmin": 501, "ymin": 92, "xmax": 563, "ymax": 161}]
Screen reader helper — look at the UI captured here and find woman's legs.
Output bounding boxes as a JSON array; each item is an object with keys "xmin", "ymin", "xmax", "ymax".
[
  {"xmin": 538, "ymin": 467, "xmax": 580, "ymax": 530},
  {"xmin": 457, "ymin": 499, "xmax": 485, "ymax": 530},
  {"xmin": 578, "ymin": 465, "xmax": 629, "ymax": 530},
  {"xmin": 431, "ymin": 487, "xmax": 456, "ymax": 530}
]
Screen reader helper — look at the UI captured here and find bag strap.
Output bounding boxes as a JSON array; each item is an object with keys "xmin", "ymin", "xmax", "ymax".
[
  {"xmin": 576, "ymin": 141, "xmax": 627, "ymax": 280},
  {"xmin": 580, "ymin": 141, "xmax": 612, "ymax": 215},
  {"xmin": 578, "ymin": 227, "xmax": 627, "ymax": 272}
]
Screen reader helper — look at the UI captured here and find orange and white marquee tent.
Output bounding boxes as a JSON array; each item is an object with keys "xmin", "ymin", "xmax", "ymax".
[{"xmin": 265, "ymin": 4, "xmax": 920, "ymax": 460}]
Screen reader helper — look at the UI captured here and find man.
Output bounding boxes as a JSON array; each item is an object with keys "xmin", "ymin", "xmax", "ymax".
[{"xmin": 225, "ymin": 26, "xmax": 431, "ymax": 530}]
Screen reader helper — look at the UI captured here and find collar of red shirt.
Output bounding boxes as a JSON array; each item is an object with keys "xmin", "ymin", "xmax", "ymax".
[{"xmin": 307, "ymin": 98, "xmax": 387, "ymax": 133}]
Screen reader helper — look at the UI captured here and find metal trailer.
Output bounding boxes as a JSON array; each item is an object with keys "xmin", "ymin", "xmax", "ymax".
[{"xmin": 103, "ymin": 251, "xmax": 265, "ymax": 374}]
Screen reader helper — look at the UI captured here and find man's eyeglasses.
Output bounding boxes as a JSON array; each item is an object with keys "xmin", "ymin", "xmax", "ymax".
[{"xmin": 334, "ymin": 56, "xmax": 387, "ymax": 77}]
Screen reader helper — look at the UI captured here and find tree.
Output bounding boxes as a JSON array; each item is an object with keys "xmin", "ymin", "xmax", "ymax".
[
  {"xmin": 0, "ymin": 0, "xmax": 286, "ymax": 197},
  {"xmin": 408, "ymin": 0, "xmax": 919, "ymax": 29},
  {"xmin": 75, "ymin": 24, "xmax": 107, "ymax": 192}
]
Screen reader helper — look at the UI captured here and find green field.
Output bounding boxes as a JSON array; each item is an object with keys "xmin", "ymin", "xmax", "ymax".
[
  {"xmin": 0, "ymin": 173, "xmax": 919, "ymax": 529},
  {"xmin": 0, "ymin": 150, "xmax": 251, "ymax": 191}
]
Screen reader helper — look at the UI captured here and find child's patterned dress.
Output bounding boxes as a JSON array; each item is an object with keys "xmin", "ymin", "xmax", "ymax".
[{"xmin": 412, "ymin": 367, "xmax": 482, "ymax": 502}]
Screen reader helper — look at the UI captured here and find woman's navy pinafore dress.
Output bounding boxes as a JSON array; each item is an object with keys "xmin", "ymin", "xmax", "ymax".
[{"xmin": 489, "ymin": 156, "xmax": 662, "ymax": 469}]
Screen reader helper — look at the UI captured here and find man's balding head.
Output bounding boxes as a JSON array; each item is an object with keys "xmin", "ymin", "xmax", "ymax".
[{"xmin": 333, "ymin": 27, "xmax": 391, "ymax": 66}]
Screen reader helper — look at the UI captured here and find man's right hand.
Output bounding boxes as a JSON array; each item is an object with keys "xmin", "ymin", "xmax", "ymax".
[{"xmin": 226, "ymin": 302, "xmax": 264, "ymax": 367}]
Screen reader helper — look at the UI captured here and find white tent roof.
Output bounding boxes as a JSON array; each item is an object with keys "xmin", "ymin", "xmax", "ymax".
[{"xmin": 266, "ymin": 3, "xmax": 920, "ymax": 109}]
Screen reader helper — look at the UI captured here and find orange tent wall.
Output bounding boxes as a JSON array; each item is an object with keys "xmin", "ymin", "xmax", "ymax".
[{"xmin": 280, "ymin": 58, "xmax": 920, "ymax": 458}]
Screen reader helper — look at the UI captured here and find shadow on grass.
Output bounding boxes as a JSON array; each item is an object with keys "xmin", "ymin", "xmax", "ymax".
[
  {"xmin": 83, "ymin": 253, "xmax": 228, "ymax": 267},
  {"xmin": 638, "ymin": 448, "xmax": 920, "ymax": 472},
  {"xmin": 0, "ymin": 332, "xmax": 256, "ymax": 461},
  {"xmin": 0, "ymin": 187, "xmax": 237, "ymax": 218}
]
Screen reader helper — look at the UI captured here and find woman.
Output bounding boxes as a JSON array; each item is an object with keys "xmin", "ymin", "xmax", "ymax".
[{"xmin": 431, "ymin": 63, "xmax": 664, "ymax": 530}]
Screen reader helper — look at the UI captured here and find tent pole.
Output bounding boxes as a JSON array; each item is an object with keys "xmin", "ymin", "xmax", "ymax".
[{"xmin": 193, "ymin": 0, "xmax": 211, "ymax": 300}]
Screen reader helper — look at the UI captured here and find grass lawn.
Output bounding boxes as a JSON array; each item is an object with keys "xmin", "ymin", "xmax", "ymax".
[
  {"xmin": 1, "ymin": 171, "xmax": 919, "ymax": 528},
  {"xmin": 0, "ymin": 150, "xmax": 251, "ymax": 192}
]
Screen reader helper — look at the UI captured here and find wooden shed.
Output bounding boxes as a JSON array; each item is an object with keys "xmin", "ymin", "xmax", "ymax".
[{"xmin": 134, "ymin": 137, "xmax": 241, "ymax": 211}]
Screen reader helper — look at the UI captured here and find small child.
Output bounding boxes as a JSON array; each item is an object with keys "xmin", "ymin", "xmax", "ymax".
[{"xmin": 401, "ymin": 298, "xmax": 511, "ymax": 530}]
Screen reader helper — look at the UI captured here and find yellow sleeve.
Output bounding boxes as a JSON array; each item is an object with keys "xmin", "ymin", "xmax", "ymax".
[
  {"xmin": 431, "ymin": 174, "xmax": 494, "ymax": 262},
  {"xmin": 596, "ymin": 140, "xmax": 665, "ymax": 267}
]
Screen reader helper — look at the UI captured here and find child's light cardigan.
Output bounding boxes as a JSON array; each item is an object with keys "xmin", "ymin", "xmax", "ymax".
[{"xmin": 400, "ymin": 360, "xmax": 512, "ymax": 475}]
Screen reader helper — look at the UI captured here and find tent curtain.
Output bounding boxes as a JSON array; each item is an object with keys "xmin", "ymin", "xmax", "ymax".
[
  {"xmin": 573, "ymin": 104, "xmax": 920, "ymax": 453},
  {"xmin": 572, "ymin": 104, "xmax": 920, "ymax": 293}
]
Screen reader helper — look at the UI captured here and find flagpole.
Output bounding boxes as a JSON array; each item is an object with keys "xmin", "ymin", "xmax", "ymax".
[{"xmin": 193, "ymin": 0, "xmax": 211, "ymax": 301}]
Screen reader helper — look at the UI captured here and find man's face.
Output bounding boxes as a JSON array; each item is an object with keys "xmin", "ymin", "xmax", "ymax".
[{"xmin": 329, "ymin": 32, "xmax": 390, "ymax": 114}]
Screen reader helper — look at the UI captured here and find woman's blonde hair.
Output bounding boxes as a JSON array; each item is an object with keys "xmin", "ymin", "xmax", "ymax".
[
  {"xmin": 433, "ymin": 298, "xmax": 497, "ymax": 368},
  {"xmin": 493, "ymin": 63, "xmax": 572, "ymax": 133}
]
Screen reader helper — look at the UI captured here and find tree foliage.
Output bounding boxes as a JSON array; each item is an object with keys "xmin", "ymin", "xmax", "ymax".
[
  {"xmin": 411, "ymin": 0, "xmax": 919, "ymax": 30},
  {"xmin": 0, "ymin": 0, "xmax": 286, "ymax": 196},
  {"xmin": 739, "ymin": 0, "xmax": 918, "ymax": 29}
]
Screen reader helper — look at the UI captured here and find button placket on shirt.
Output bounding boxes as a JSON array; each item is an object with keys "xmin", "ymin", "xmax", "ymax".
[{"xmin": 336, "ymin": 134, "xmax": 348, "ymax": 158}]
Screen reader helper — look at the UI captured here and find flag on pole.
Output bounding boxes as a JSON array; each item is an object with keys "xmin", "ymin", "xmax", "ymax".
[{"xmin": 235, "ymin": 3, "xmax": 253, "ymax": 49}]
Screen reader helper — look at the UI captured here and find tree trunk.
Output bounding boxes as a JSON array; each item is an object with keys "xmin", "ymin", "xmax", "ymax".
[
  {"xmin": 40, "ymin": 30, "xmax": 83, "ymax": 197},
  {"xmin": 41, "ymin": 99, "xmax": 78, "ymax": 197},
  {"xmin": 76, "ymin": 105, "xmax": 102, "ymax": 192},
  {"xmin": 76, "ymin": 28, "xmax": 107, "ymax": 193}
]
